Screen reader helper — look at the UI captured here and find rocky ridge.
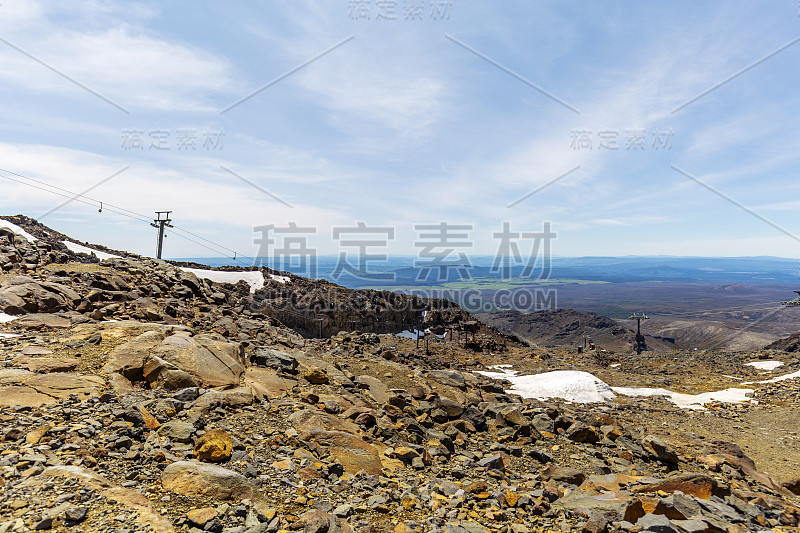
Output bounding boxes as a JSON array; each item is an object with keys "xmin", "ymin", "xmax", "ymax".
[{"xmin": 0, "ymin": 219, "xmax": 799, "ymax": 532}]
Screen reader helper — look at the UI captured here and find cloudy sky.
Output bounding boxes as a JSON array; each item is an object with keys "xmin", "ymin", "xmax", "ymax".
[{"xmin": 1, "ymin": 1, "xmax": 799, "ymax": 260}]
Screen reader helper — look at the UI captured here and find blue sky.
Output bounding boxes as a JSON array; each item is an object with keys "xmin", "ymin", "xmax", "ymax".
[{"xmin": 1, "ymin": 1, "xmax": 800, "ymax": 260}]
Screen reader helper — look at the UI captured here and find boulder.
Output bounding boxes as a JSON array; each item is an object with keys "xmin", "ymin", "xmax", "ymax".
[
  {"xmin": 641, "ymin": 435, "xmax": 679, "ymax": 464},
  {"xmin": 0, "ymin": 369, "xmax": 105, "ymax": 408},
  {"xmin": 632, "ymin": 473, "xmax": 718, "ymax": 500},
  {"xmin": 244, "ymin": 367, "xmax": 294, "ymax": 400},
  {"xmin": 354, "ymin": 375, "xmax": 391, "ymax": 404},
  {"xmin": 251, "ymin": 347, "xmax": 298, "ymax": 372},
  {"xmin": 189, "ymin": 387, "xmax": 254, "ymax": 413},
  {"xmin": 566, "ymin": 422, "xmax": 600, "ymax": 443},
  {"xmin": 102, "ymin": 330, "xmax": 167, "ymax": 381},
  {"xmin": 636, "ymin": 513, "xmax": 679, "ymax": 533},
  {"xmin": 303, "ymin": 367, "xmax": 329, "ymax": 384},
  {"xmin": 554, "ymin": 490, "xmax": 644, "ymax": 523},
  {"xmin": 194, "ymin": 428, "xmax": 233, "ymax": 462},
  {"xmin": 144, "ymin": 332, "xmax": 244, "ymax": 389},
  {"xmin": 434, "ymin": 397, "xmax": 465, "ymax": 419},
  {"xmin": 10, "ymin": 314, "xmax": 72, "ymax": 329},
  {"xmin": 157, "ymin": 421, "xmax": 196, "ymax": 443},
  {"xmin": 13, "ymin": 355, "xmax": 79, "ymax": 373},
  {"xmin": 426, "ymin": 369, "xmax": 466, "ymax": 389},
  {"xmin": 498, "ymin": 406, "xmax": 528, "ymax": 426},
  {"xmin": 289, "ymin": 409, "xmax": 360, "ymax": 437},
  {"xmin": 161, "ymin": 461, "xmax": 262, "ymax": 502},
  {"xmin": 304, "ymin": 430, "xmax": 383, "ymax": 475},
  {"xmin": 541, "ymin": 464, "xmax": 586, "ymax": 486}
]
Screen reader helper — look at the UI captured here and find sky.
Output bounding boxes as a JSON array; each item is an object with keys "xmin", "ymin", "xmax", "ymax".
[{"xmin": 1, "ymin": 1, "xmax": 800, "ymax": 262}]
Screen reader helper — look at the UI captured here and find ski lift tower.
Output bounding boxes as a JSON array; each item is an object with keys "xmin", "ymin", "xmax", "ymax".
[{"xmin": 629, "ymin": 312, "xmax": 649, "ymax": 355}]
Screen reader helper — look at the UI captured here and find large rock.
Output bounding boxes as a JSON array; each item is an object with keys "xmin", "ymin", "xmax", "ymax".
[
  {"xmin": 189, "ymin": 387, "xmax": 254, "ymax": 413},
  {"xmin": 641, "ymin": 435, "xmax": 680, "ymax": 464},
  {"xmin": 143, "ymin": 332, "xmax": 244, "ymax": 389},
  {"xmin": 541, "ymin": 464, "xmax": 586, "ymax": 486},
  {"xmin": 194, "ymin": 428, "xmax": 233, "ymax": 462},
  {"xmin": 13, "ymin": 355, "xmax": 79, "ymax": 373},
  {"xmin": 161, "ymin": 461, "xmax": 262, "ymax": 502},
  {"xmin": 251, "ymin": 347, "xmax": 298, "ymax": 372},
  {"xmin": 636, "ymin": 513, "xmax": 679, "ymax": 533},
  {"xmin": 157, "ymin": 421, "xmax": 196, "ymax": 443},
  {"xmin": 354, "ymin": 375, "xmax": 391, "ymax": 404},
  {"xmin": 554, "ymin": 490, "xmax": 644, "ymax": 523},
  {"xmin": 244, "ymin": 367, "xmax": 294, "ymax": 400},
  {"xmin": 289, "ymin": 409, "xmax": 360, "ymax": 437},
  {"xmin": 426, "ymin": 369, "xmax": 466, "ymax": 389},
  {"xmin": 103, "ymin": 330, "xmax": 167, "ymax": 381},
  {"xmin": 10, "ymin": 313, "xmax": 72, "ymax": 329},
  {"xmin": 0, "ymin": 277, "xmax": 82, "ymax": 314},
  {"xmin": 0, "ymin": 369, "xmax": 105, "ymax": 408},
  {"xmin": 304, "ymin": 430, "xmax": 383, "ymax": 475},
  {"xmin": 632, "ymin": 473, "xmax": 718, "ymax": 500}
]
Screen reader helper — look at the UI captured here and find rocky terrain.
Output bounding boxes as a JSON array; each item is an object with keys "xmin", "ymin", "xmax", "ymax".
[{"xmin": 1, "ymin": 216, "xmax": 800, "ymax": 533}]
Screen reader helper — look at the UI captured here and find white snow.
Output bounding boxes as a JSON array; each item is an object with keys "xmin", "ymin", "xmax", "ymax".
[
  {"xmin": 181, "ymin": 268, "xmax": 265, "ymax": 293},
  {"xmin": 0, "ymin": 313, "xmax": 18, "ymax": 323},
  {"xmin": 475, "ymin": 368, "xmax": 616, "ymax": 404},
  {"xmin": 62, "ymin": 241, "xmax": 119, "ymax": 261},
  {"xmin": 0, "ymin": 220, "xmax": 36, "ymax": 242},
  {"xmin": 611, "ymin": 386, "xmax": 754, "ymax": 410},
  {"xmin": 269, "ymin": 274, "xmax": 290, "ymax": 284},
  {"xmin": 476, "ymin": 366, "xmax": 756, "ymax": 409},
  {"xmin": 0, "ymin": 333, "xmax": 20, "ymax": 338},
  {"xmin": 744, "ymin": 369, "xmax": 800, "ymax": 385},
  {"xmin": 745, "ymin": 360, "xmax": 784, "ymax": 371}
]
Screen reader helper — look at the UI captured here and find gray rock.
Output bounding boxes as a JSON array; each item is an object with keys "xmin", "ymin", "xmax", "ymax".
[
  {"xmin": 668, "ymin": 519, "xmax": 708, "ymax": 533},
  {"xmin": 477, "ymin": 453, "xmax": 504, "ymax": 471},
  {"xmin": 332, "ymin": 504, "xmax": 353, "ymax": 518},
  {"xmin": 161, "ymin": 460, "xmax": 262, "ymax": 502},
  {"xmin": 251, "ymin": 348, "xmax": 298, "ymax": 373},
  {"xmin": 641, "ymin": 435, "xmax": 679, "ymax": 464},
  {"xmin": 426, "ymin": 370, "xmax": 466, "ymax": 389},
  {"xmin": 157, "ymin": 421, "xmax": 196, "ymax": 443},
  {"xmin": 662, "ymin": 493, "xmax": 702, "ymax": 520},
  {"xmin": 636, "ymin": 513, "xmax": 678, "ymax": 533}
]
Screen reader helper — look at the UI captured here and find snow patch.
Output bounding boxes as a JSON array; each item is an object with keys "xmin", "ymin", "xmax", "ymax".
[
  {"xmin": 0, "ymin": 220, "xmax": 37, "ymax": 242},
  {"xmin": 745, "ymin": 360, "xmax": 784, "ymax": 371},
  {"xmin": 476, "ymin": 366, "xmax": 755, "ymax": 409},
  {"xmin": 269, "ymin": 274, "xmax": 290, "ymax": 284},
  {"xmin": 744, "ymin": 369, "xmax": 800, "ymax": 385},
  {"xmin": 62, "ymin": 241, "xmax": 120, "ymax": 261},
  {"xmin": 181, "ymin": 268, "xmax": 264, "ymax": 293},
  {"xmin": 0, "ymin": 333, "xmax": 20, "ymax": 338},
  {"xmin": 475, "ymin": 368, "xmax": 616, "ymax": 404},
  {"xmin": 0, "ymin": 313, "xmax": 18, "ymax": 323},
  {"xmin": 611, "ymin": 386, "xmax": 754, "ymax": 410}
]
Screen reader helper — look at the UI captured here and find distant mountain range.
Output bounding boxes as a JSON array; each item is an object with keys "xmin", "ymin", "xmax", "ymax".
[{"xmin": 177, "ymin": 255, "xmax": 800, "ymax": 288}]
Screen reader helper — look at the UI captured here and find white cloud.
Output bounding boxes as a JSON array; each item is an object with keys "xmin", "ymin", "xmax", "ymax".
[
  {"xmin": 0, "ymin": 6, "xmax": 235, "ymax": 112},
  {"xmin": 0, "ymin": 142, "xmax": 353, "ymax": 256}
]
